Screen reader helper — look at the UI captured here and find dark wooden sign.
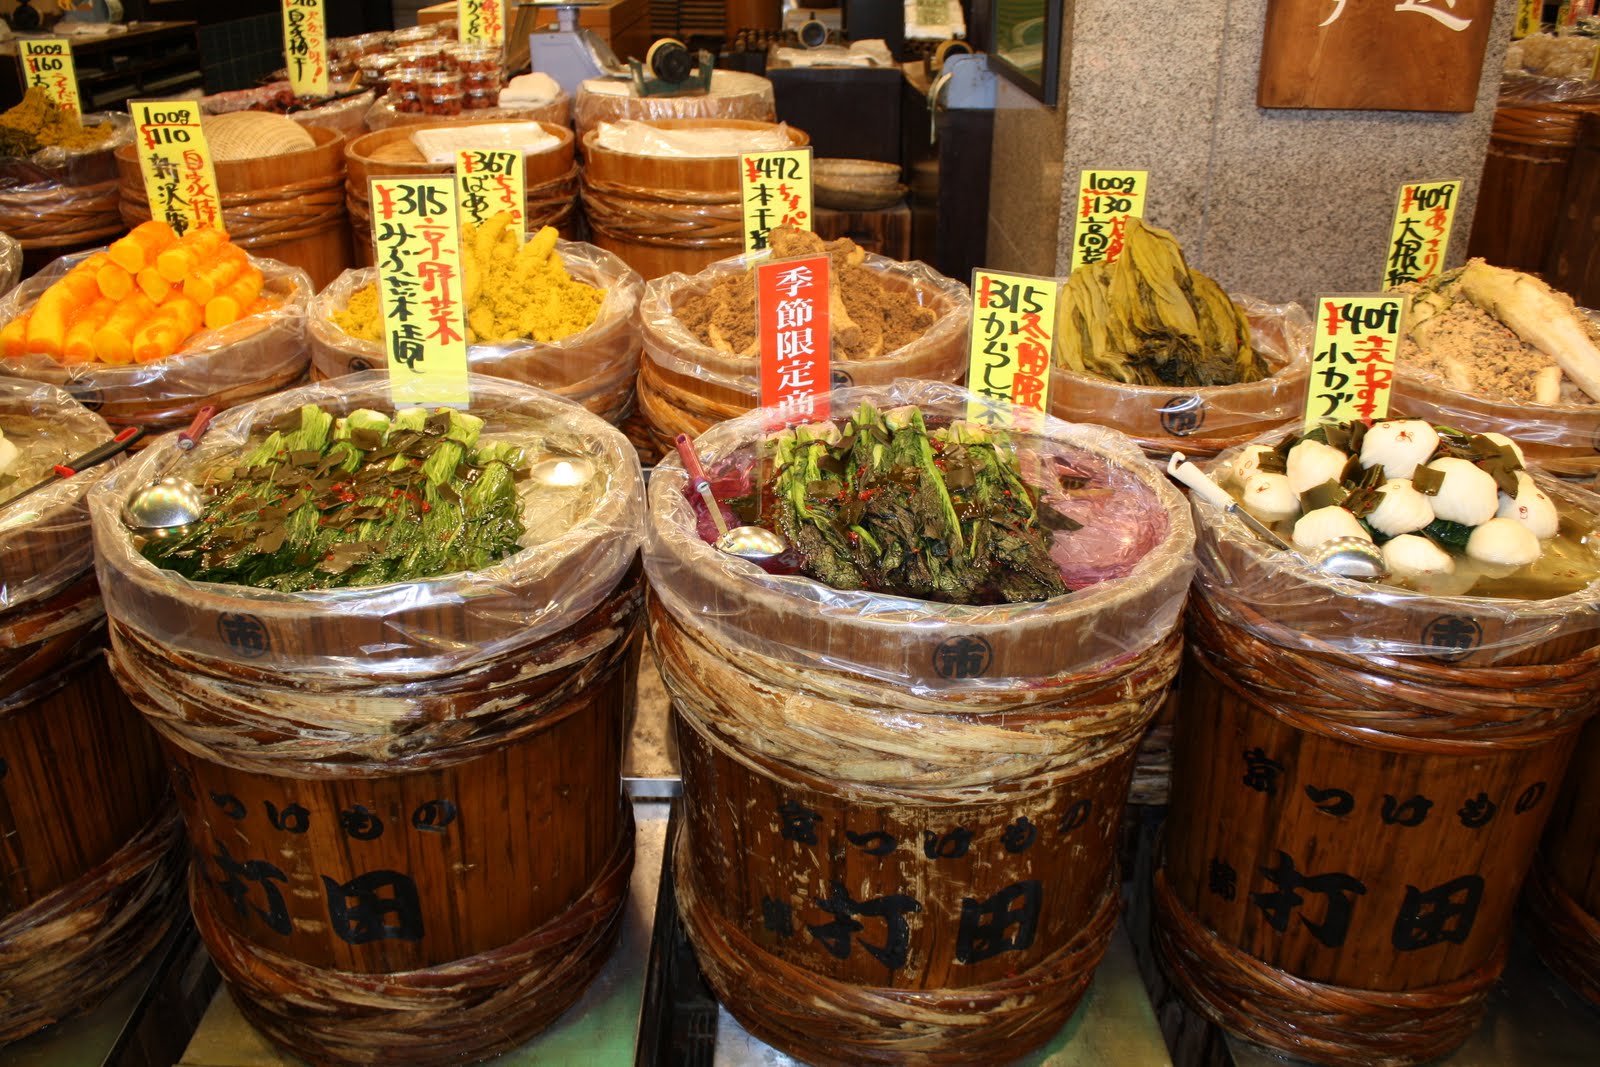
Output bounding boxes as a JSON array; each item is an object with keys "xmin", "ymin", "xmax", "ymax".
[{"xmin": 1258, "ymin": 0, "xmax": 1495, "ymax": 112}]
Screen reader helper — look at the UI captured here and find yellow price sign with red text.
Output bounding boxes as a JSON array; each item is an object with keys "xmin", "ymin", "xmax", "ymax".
[
  {"xmin": 282, "ymin": 0, "xmax": 330, "ymax": 98},
  {"xmin": 456, "ymin": 149, "xmax": 525, "ymax": 238},
  {"xmin": 740, "ymin": 149, "xmax": 813, "ymax": 255},
  {"xmin": 1306, "ymin": 296, "xmax": 1404, "ymax": 430},
  {"xmin": 1515, "ymin": 0, "xmax": 1541, "ymax": 38},
  {"xmin": 1069, "ymin": 170, "xmax": 1147, "ymax": 273},
  {"xmin": 19, "ymin": 40, "xmax": 82, "ymax": 116},
  {"xmin": 966, "ymin": 270, "xmax": 1058, "ymax": 424},
  {"xmin": 460, "ymin": 0, "xmax": 507, "ymax": 45},
  {"xmin": 370, "ymin": 177, "xmax": 472, "ymax": 407},
  {"xmin": 1383, "ymin": 179, "xmax": 1462, "ymax": 289},
  {"xmin": 130, "ymin": 101, "xmax": 224, "ymax": 238}
]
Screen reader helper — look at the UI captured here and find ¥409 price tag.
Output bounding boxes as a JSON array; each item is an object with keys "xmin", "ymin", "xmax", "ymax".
[
  {"xmin": 19, "ymin": 40, "xmax": 81, "ymax": 116},
  {"xmin": 370, "ymin": 177, "xmax": 471, "ymax": 407},
  {"xmin": 1306, "ymin": 295, "xmax": 1404, "ymax": 430},
  {"xmin": 1384, "ymin": 178, "xmax": 1462, "ymax": 289},
  {"xmin": 130, "ymin": 101, "xmax": 223, "ymax": 237}
]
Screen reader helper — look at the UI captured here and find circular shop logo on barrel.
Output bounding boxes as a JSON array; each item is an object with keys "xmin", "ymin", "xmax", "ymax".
[
  {"xmin": 347, "ymin": 357, "xmax": 374, "ymax": 374},
  {"xmin": 933, "ymin": 635, "xmax": 993, "ymax": 680},
  {"xmin": 1421, "ymin": 615, "xmax": 1483, "ymax": 662},
  {"xmin": 216, "ymin": 612, "xmax": 271, "ymax": 659},
  {"xmin": 1159, "ymin": 395, "xmax": 1205, "ymax": 437},
  {"xmin": 67, "ymin": 384, "xmax": 105, "ymax": 412},
  {"xmin": 831, "ymin": 368, "xmax": 855, "ymax": 389}
]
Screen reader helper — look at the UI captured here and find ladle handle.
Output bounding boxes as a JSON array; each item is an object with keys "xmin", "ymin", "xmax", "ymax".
[
  {"xmin": 1166, "ymin": 452, "xmax": 1234, "ymax": 510},
  {"xmin": 673, "ymin": 433, "xmax": 711, "ymax": 483},
  {"xmin": 178, "ymin": 405, "xmax": 217, "ymax": 450},
  {"xmin": 62, "ymin": 426, "xmax": 144, "ymax": 474}
]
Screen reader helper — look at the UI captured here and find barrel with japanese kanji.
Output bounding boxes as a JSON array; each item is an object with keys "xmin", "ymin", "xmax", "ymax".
[
  {"xmin": 1154, "ymin": 461, "xmax": 1600, "ymax": 1067},
  {"xmin": 89, "ymin": 372, "xmax": 646, "ymax": 1066},
  {"xmin": 1525, "ymin": 717, "xmax": 1600, "ymax": 1008},
  {"xmin": 645, "ymin": 382, "xmax": 1196, "ymax": 1065}
]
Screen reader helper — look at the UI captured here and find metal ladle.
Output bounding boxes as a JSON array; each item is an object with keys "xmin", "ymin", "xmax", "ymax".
[
  {"xmin": 673, "ymin": 433, "xmax": 787, "ymax": 564},
  {"xmin": 123, "ymin": 407, "xmax": 218, "ymax": 536},
  {"xmin": 1166, "ymin": 452, "xmax": 1389, "ymax": 582}
]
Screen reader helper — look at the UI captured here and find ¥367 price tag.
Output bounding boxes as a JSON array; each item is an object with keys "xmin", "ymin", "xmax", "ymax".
[
  {"xmin": 370, "ymin": 177, "xmax": 471, "ymax": 407},
  {"xmin": 1306, "ymin": 295, "xmax": 1404, "ymax": 430},
  {"xmin": 130, "ymin": 101, "xmax": 223, "ymax": 237},
  {"xmin": 456, "ymin": 149, "xmax": 525, "ymax": 236},
  {"xmin": 741, "ymin": 148, "xmax": 813, "ymax": 254},
  {"xmin": 966, "ymin": 269, "xmax": 1058, "ymax": 424},
  {"xmin": 1383, "ymin": 178, "xmax": 1462, "ymax": 289},
  {"xmin": 758, "ymin": 254, "xmax": 831, "ymax": 427},
  {"xmin": 19, "ymin": 40, "xmax": 81, "ymax": 116},
  {"xmin": 1070, "ymin": 170, "xmax": 1147, "ymax": 273},
  {"xmin": 460, "ymin": 0, "xmax": 507, "ymax": 45},
  {"xmin": 282, "ymin": 0, "xmax": 331, "ymax": 98}
]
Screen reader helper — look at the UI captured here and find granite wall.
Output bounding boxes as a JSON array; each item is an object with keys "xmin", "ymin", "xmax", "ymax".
[{"xmin": 988, "ymin": 0, "xmax": 1518, "ymax": 308}]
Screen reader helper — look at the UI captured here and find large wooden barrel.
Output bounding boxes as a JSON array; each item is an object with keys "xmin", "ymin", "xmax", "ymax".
[
  {"xmin": 115, "ymin": 126, "xmax": 352, "ymax": 290},
  {"xmin": 581, "ymin": 119, "xmax": 809, "ymax": 281},
  {"xmin": 364, "ymin": 93, "xmax": 572, "ymax": 133},
  {"xmin": 1047, "ymin": 298, "xmax": 1312, "ymax": 461},
  {"xmin": 90, "ymin": 372, "xmax": 645, "ymax": 1065},
  {"xmin": 344, "ymin": 120, "xmax": 578, "ymax": 264},
  {"xmin": 1469, "ymin": 101, "xmax": 1600, "ymax": 274},
  {"xmin": 202, "ymin": 85, "xmax": 377, "ymax": 143},
  {"xmin": 645, "ymin": 381, "xmax": 1196, "ymax": 1064},
  {"xmin": 573, "ymin": 71, "xmax": 777, "ymax": 141},
  {"xmin": 1525, "ymin": 717, "xmax": 1600, "ymax": 1006},
  {"xmin": 0, "ymin": 379, "xmax": 182, "ymax": 1041},
  {"xmin": 0, "ymin": 118, "xmax": 128, "ymax": 279},
  {"xmin": 1390, "ymin": 372, "xmax": 1600, "ymax": 478},
  {"xmin": 1155, "ymin": 463, "xmax": 1600, "ymax": 1066}
]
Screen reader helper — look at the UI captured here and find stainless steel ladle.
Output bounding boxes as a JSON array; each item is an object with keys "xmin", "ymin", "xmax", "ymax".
[{"xmin": 673, "ymin": 433, "xmax": 787, "ymax": 564}]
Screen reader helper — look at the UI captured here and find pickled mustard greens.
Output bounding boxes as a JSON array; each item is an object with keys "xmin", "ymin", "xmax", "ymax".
[
  {"xmin": 765, "ymin": 404, "xmax": 1068, "ymax": 604},
  {"xmin": 1056, "ymin": 217, "xmax": 1262, "ymax": 388},
  {"xmin": 141, "ymin": 404, "xmax": 527, "ymax": 590}
]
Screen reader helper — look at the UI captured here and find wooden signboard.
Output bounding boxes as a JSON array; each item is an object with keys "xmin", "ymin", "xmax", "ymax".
[{"xmin": 1258, "ymin": 0, "xmax": 1495, "ymax": 112}]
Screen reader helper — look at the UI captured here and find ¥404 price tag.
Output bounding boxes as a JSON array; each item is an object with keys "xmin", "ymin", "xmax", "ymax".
[
  {"xmin": 1070, "ymin": 170, "xmax": 1146, "ymax": 273},
  {"xmin": 967, "ymin": 270, "xmax": 1058, "ymax": 424},
  {"xmin": 741, "ymin": 148, "xmax": 813, "ymax": 255},
  {"xmin": 758, "ymin": 253, "xmax": 831, "ymax": 428},
  {"xmin": 130, "ymin": 101, "xmax": 223, "ymax": 238},
  {"xmin": 456, "ymin": 149, "xmax": 525, "ymax": 236},
  {"xmin": 282, "ymin": 0, "xmax": 331, "ymax": 98},
  {"xmin": 19, "ymin": 40, "xmax": 81, "ymax": 116},
  {"xmin": 460, "ymin": 0, "xmax": 507, "ymax": 45},
  {"xmin": 1306, "ymin": 295, "xmax": 1404, "ymax": 430},
  {"xmin": 1384, "ymin": 178, "xmax": 1462, "ymax": 289},
  {"xmin": 371, "ymin": 177, "xmax": 472, "ymax": 407}
]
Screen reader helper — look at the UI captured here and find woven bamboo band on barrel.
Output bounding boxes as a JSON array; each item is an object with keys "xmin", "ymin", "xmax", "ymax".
[
  {"xmin": 0, "ymin": 805, "xmax": 184, "ymax": 1042},
  {"xmin": 1, "ymin": 576, "xmax": 106, "ymax": 713},
  {"xmin": 99, "ymin": 359, "xmax": 311, "ymax": 435},
  {"xmin": 1491, "ymin": 105, "xmax": 1597, "ymax": 149},
  {"xmin": 1187, "ymin": 584, "xmax": 1600, "ymax": 753},
  {"xmin": 122, "ymin": 171, "xmax": 348, "ymax": 247},
  {"xmin": 195, "ymin": 807, "xmax": 633, "ymax": 1066},
  {"xmin": 650, "ymin": 596, "xmax": 1182, "ymax": 803},
  {"xmin": 107, "ymin": 584, "xmax": 641, "ymax": 778},
  {"xmin": 1153, "ymin": 868, "xmax": 1501, "ymax": 1067},
  {"xmin": 1524, "ymin": 861, "xmax": 1600, "ymax": 1007},
  {"xmin": 676, "ymin": 829, "xmax": 1119, "ymax": 1067},
  {"xmin": 581, "ymin": 176, "xmax": 743, "ymax": 249},
  {"xmin": 0, "ymin": 178, "xmax": 123, "ymax": 248}
]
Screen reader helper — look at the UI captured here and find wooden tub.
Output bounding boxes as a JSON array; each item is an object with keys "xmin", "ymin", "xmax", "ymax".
[{"xmin": 0, "ymin": 118, "xmax": 127, "ymax": 279}]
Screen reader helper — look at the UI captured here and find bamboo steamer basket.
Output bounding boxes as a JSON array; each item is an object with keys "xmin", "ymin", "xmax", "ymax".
[
  {"xmin": 0, "ymin": 380, "xmax": 182, "ymax": 1041},
  {"xmin": 1525, "ymin": 717, "xmax": 1600, "ymax": 1008},
  {"xmin": 344, "ymin": 121, "xmax": 578, "ymax": 264},
  {"xmin": 1047, "ymin": 297, "xmax": 1312, "ymax": 461},
  {"xmin": 634, "ymin": 251, "xmax": 969, "ymax": 458},
  {"xmin": 114, "ymin": 125, "xmax": 352, "ymax": 290},
  {"xmin": 573, "ymin": 71, "xmax": 777, "ymax": 140},
  {"xmin": 0, "ymin": 114, "xmax": 131, "ymax": 279},
  {"xmin": 645, "ymin": 380, "xmax": 1196, "ymax": 1064},
  {"xmin": 1154, "ymin": 453, "xmax": 1600, "ymax": 1066},
  {"xmin": 580, "ymin": 119, "xmax": 810, "ymax": 281},
  {"xmin": 1391, "ymin": 370, "xmax": 1600, "ymax": 477},
  {"xmin": 90, "ymin": 372, "xmax": 646, "ymax": 1065}
]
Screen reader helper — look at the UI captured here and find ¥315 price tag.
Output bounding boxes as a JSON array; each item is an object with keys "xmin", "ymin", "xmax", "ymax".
[
  {"xmin": 19, "ymin": 40, "xmax": 81, "ymax": 116},
  {"xmin": 130, "ymin": 101, "xmax": 223, "ymax": 237},
  {"xmin": 741, "ymin": 148, "xmax": 813, "ymax": 255},
  {"xmin": 460, "ymin": 0, "xmax": 507, "ymax": 45},
  {"xmin": 966, "ymin": 270, "xmax": 1058, "ymax": 424},
  {"xmin": 1070, "ymin": 170, "xmax": 1147, "ymax": 273},
  {"xmin": 282, "ymin": 0, "xmax": 331, "ymax": 98},
  {"xmin": 757, "ymin": 254, "xmax": 831, "ymax": 427},
  {"xmin": 370, "ymin": 177, "xmax": 471, "ymax": 407},
  {"xmin": 1306, "ymin": 296, "xmax": 1404, "ymax": 430},
  {"xmin": 1383, "ymin": 178, "xmax": 1462, "ymax": 289},
  {"xmin": 456, "ymin": 149, "xmax": 525, "ymax": 237}
]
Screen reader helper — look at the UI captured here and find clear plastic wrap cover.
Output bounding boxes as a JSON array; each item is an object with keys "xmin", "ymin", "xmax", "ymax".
[
  {"xmin": 1048, "ymin": 294, "xmax": 1312, "ymax": 459},
  {"xmin": 364, "ymin": 93, "xmax": 572, "ymax": 131},
  {"xmin": 0, "ymin": 232, "xmax": 19, "ymax": 295},
  {"xmin": 573, "ymin": 72, "xmax": 776, "ymax": 138},
  {"xmin": 90, "ymin": 370, "xmax": 644, "ymax": 679},
  {"xmin": 308, "ymin": 241, "xmax": 643, "ymax": 419},
  {"xmin": 1193, "ymin": 435, "xmax": 1600, "ymax": 663},
  {"xmin": 0, "ymin": 113, "xmax": 133, "ymax": 188},
  {"xmin": 640, "ymin": 251, "xmax": 970, "ymax": 401},
  {"xmin": 0, "ymin": 378, "xmax": 117, "ymax": 610},
  {"xmin": 1499, "ymin": 67, "xmax": 1600, "ymax": 106},
  {"xmin": 644, "ymin": 379, "xmax": 1196, "ymax": 694},
  {"xmin": 201, "ymin": 85, "xmax": 377, "ymax": 139}
]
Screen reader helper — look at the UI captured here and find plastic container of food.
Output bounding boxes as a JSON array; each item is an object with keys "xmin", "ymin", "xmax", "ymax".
[
  {"xmin": 464, "ymin": 86, "xmax": 500, "ymax": 111},
  {"xmin": 421, "ymin": 71, "xmax": 464, "ymax": 116}
]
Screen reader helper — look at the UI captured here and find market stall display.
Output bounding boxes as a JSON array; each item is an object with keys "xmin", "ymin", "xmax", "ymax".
[
  {"xmin": 1154, "ymin": 420, "xmax": 1600, "ymax": 1066},
  {"xmin": 0, "ymin": 380, "xmax": 182, "ymax": 1042},
  {"xmin": 365, "ymin": 72, "xmax": 571, "ymax": 131},
  {"xmin": 92, "ymin": 372, "xmax": 646, "ymax": 1065},
  {"xmin": 200, "ymin": 84, "xmax": 377, "ymax": 142},
  {"xmin": 573, "ymin": 70, "xmax": 777, "ymax": 139},
  {"xmin": 646, "ymin": 380, "xmax": 1195, "ymax": 1063}
]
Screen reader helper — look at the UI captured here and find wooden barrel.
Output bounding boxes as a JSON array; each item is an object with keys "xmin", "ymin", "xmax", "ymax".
[
  {"xmin": 0, "ymin": 121, "xmax": 127, "ymax": 280},
  {"xmin": 91, "ymin": 372, "xmax": 645, "ymax": 1065},
  {"xmin": 1525, "ymin": 716, "xmax": 1600, "ymax": 1007},
  {"xmin": 115, "ymin": 126, "xmax": 352, "ymax": 291},
  {"xmin": 634, "ymin": 252, "xmax": 968, "ymax": 456},
  {"xmin": 0, "ymin": 380, "xmax": 182, "ymax": 1041},
  {"xmin": 202, "ymin": 85, "xmax": 377, "ymax": 143},
  {"xmin": 645, "ymin": 381, "xmax": 1196, "ymax": 1064},
  {"xmin": 1468, "ymin": 102, "xmax": 1600, "ymax": 274},
  {"xmin": 581, "ymin": 119, "xmax": 809, "ymax": 281},
  {"xmin": 344, "ymin": 121, "xmax": 579, "ymax": 264},
  {"xmin": 0, "ymin": 252, "xmax": 313, "ymax": 434},
  {"xmin": 573, "ymin": 71, "xmax": 777, "ymax": 141},
  {"xmin": 1154, "ymin": 469, "xmax": 1600, "ymax": 1066},
  {"xmin": 364, "ymin": 93, "xmax": 572, "ymax": 133},
  {"xmin": 1047, "ymin": 299, "xmax": 1312, "ymax": 461},
  {"xmin": 307, "ymin": 247, "xmax": 642, "ymax": 424},
  {"xmin": 1390, "ymin": 371, "xmax": 1600, "ymax": 478}
]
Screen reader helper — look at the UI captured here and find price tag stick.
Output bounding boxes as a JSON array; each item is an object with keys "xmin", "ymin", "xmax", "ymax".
[
  {"xmin": 455, "ymin": 149, "xmax": 525, "ymax": 241},
  {"xmin": 965, "ymin": 269, "xmax": 1059, "ymax": 425},
  {"xmin": 1069, "ymin": 169, "xmax": 1147, "ymax": 273},
  {"xmin": 740, "ymin": 148, "xmax": 814, "ymax": 255},
  {"xmin": 19, "ymin": 40, "xmax": 82, "ymax": 116},
  {"xmin": 1305, "ymin": 295, "xmax": 1405, "ymax": 431},
  {"xmin": 1383, "ymin": 178, "xmax": 1462, "ymax": 290},
  {"xmin": 370, "ymin": 177, "xmax": 472, "ymax": 408},
  {"xmin": 757, "ymin": 253, "xmax": 831, "ymax": 428},
  {"xmin": 129, "ymin": 101, "xmax": 224, "ymax": 237}
]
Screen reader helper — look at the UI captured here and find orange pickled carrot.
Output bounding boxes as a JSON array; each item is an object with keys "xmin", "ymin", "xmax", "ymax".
[
  {"xmin": 135, "ymin": 266, "xmax": 177, "ymax": 305},
  {"xmin": 156, "ymin": 227, "xmax": 227, "ymax": 284},
  {"xmin": 107, "ymin": 220, "xmax": 178, "ymax": 274},
  {"xmin": 92, "ymin": 291, "xmax": 157, "ymax": 365},
  {"xmin": 132, "ymin": 296, "xmax": 203, "ymax": 363},
  {"xmin": 183, "ymin": 245, "xmax": 247, "ymax": 305},
  {"xmin": 203, "ymin": 268, "xmax": 265, "ymax": 330},
  {"xmin": 96, "ymin": 260, "xmax": 134, "ymax": 301},
  {"xmin": 63, "ymin": 297, "xmax": 117, "ymax": 362},
  {"xmin": 1, "ymin": 313, "xmax": 30, "ymax": 358}
]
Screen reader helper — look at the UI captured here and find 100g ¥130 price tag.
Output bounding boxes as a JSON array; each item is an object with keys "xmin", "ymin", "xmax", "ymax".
[
  {"xmin": 1070, "ymin": 170, "xmax": 1147, "ymax": 273},
  {"xmin": 129, "ymin": 101, "xmax": 224, "ymax": 237},
  {"xmin": 370, "ymin": 177, "xmax": 472, "ymax": 407}
]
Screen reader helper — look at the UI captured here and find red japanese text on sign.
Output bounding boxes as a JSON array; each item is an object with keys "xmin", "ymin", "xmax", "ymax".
[
  {"xmin": 758, "ymin": 254, "xmax": 832, "ymax": 427},
  {"xmin": 282, "ymin": 0, "xmax": 330, "ymax": 98},
  {"xmin": 1306, "ymin": 295, "xmax": 1404, "ymax": 429},
  {"xmin": 1070, "ymin": 170, "xmax": 1147, "ymax": 272},
  {"xmin": 371, "ymin": 177, "xmax": 472, "ymax": 406},
  {"xmin": 966, "ymin": 270, "xmax": 1059, "ymax": 423},
  {"xmin": 19, "ymin": 40, "xmax": 82, "ymax": 116},
  {"xmin": 130, "ymin": 101, "xmax": 223, "ymax": 239},
  {"xmin": 460, "ymin": 0, "xmax": 506, "ymax": 44},
  {"xmin": 455, "ymin": 149, "xmax": 524, "ymax": 235},
  {"xmin": 741, "ymin": 149, "xmax": 814, "ymax": 254},
  {"xmin": 1383, "ymin": 179, "xmax": 1461, "ymax": 289}
]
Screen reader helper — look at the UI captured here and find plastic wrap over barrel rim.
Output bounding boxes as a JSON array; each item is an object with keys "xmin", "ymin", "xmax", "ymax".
[
  {"xmin": 644, "ymin": 379, "xmax": 1197, "ymax": 694},
  {"xmin": 0, "ymin": 233, "xmax": 21, "ymax": 297},
  {"xmin": 89, "ymin": 370, "xmax": 644, "ymax": 679},
  {"xmin": 1193, "ymin": 430, "xmax": 1600, "ymax": 661}
]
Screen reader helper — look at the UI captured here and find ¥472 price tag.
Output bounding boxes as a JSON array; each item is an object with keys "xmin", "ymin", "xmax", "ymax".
[
  {"xmin": 1070, "ymin": 170, "xmax": 1147, "ymax": 273},
  {"xmin": 1384, "ymin": 178, "xmax": 1462, "ymax": 289},
  {"xmin": 456, "ymin": 149, "xmax": 525, "ymax": 236},
  {"xmin": 370, "ymin": 177, "xmax": 471, "ymax": 407},
  {"xmin": 460, "ymin": 0, "xmax": 507, "ymax": 45},
  {"xmin": 130, "ymin": 101, "xmax": 223, "ymax": 237},
  {"xmin": 741, "ymin": 148, "xmax": 813, "ymax": 255},
  {"xmin": 19, "ymin": 40, "xmax": 81, "ymax": 116},
  {"xmin": 282, "ymin": 0, "xmax": 331, "ymax": 98},
  {"xmin": 1306, "ymin": 296, "xmax": 1404, "ymax": 430},
  {"xmin": 966, "ymin": 270, "xmax": 1059, "ymax": 424},
  {"xmin": 757, "ymin": 254, "xmax": 831, "ymax": 428}
]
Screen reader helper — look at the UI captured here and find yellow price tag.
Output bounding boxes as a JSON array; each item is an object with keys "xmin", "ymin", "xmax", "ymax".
[
  {"xmin": 129, "ymin": 101, "xmax": 224, "ymax": 237},
  {"xmin": 19, "ymin": 40, "xmax": 82, "ymax": 117},
  {"xmin": 1306, "ymin": 296, "xmax": 1404, "ymax": 430},
  {"xmin": 282, "ymin": 0, "xmax": 331, "ymax": 98},
  {"xmin": 1514, "ymin": 0, "xmax": 1541, "ymax": 38},
  {"xmin": 740, "ymin": 148, "xmax": 813, "ymax": 255},
  {"xmin": 1069, "ymin": 170, "xmax": 1147, "ymax": 273},
  {"xmin": 1383, "ymin": 179, "xmax": 1462, "ymax": 289},
  {"xmin": 456, "ymin": 149, "xmax": 525, "ymax": 240},
  {"xmin": 460, "ymin": 0, "xmax": 507, "ymax": 45},
  {"xmin": 966, "ymin": 270, "xmax": 1059, "ymax": 424},
  {"xmin": 370, "ymin": 177, "xmax": 472, "ymax": 408}
]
